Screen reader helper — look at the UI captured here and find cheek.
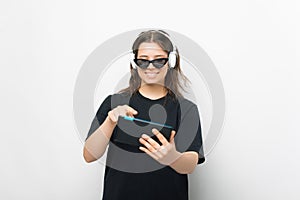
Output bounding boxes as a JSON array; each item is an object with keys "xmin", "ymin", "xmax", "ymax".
[
  {"xmin": 160, "ymin": 67, "xmax": 169, "ymax": 77},
  {"xmin": 137, "ymin": 69, "xmax": 144, "ymax": 77}
]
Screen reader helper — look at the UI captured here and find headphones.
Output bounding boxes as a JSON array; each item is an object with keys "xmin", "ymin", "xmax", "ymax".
[{"xmin": 130, "ymin": 30, "xmax": 177, "ymax": 69}]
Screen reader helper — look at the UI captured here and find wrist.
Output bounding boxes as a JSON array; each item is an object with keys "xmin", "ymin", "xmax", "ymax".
[
  {"xmin": 170, "ymin": 150, "xmax": 183, "ymax": 163},
  {"xmin": 107, "ymin": 114, "xmax": 117, "ymax": 125},
  {"xmin": 99, "ymin": 115, "xmax": 117, "ymax": 139},
  {"xmin": 169, "ymin": 151, "xmax": 183, "ymax": 167},
  {"xmin": 159, "ymin": 148, "xmax": 183, "ymax": 166}
]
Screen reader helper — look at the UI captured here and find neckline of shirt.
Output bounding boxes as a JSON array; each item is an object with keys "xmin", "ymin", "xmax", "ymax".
[{"xmin": 136, "ymin": 90, "xmax": 168, "ymax": 102}]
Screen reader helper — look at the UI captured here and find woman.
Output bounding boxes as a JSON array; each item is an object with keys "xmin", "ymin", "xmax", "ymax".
[{"xmin": 83, "ymin": 30, "xmax": 205, "ymax": 200}]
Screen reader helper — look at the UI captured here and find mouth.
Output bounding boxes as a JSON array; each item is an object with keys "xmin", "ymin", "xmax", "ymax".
[{"xmin": 145, "ymin": 71, "xmax": 159, "ymax": 78}]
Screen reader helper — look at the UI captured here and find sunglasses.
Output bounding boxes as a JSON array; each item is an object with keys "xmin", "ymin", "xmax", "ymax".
[{"xmin": 134, "ymin": 58, "xmax": 168, "ymax": 69}]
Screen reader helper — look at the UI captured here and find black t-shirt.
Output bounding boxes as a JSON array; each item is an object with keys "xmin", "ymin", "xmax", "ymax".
[{"xmin": 86, "ymin": 90, "xmax": 205, "ymax": 200}]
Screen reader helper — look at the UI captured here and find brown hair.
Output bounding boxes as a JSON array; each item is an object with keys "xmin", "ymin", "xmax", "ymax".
[{"xmin": 118, "ymin": 30, "xmax": 190, "ymax": 100}]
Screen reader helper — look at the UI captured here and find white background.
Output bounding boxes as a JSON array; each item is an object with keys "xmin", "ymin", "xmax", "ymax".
[{"xmin": 0, "ymin": 0, "xmax": 299, "ymax": 199}]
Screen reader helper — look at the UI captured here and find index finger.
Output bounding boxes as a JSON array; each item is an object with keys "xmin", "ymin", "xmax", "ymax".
[
  {"xmin": 152, "ymin": 128, "xmax": 169, "ymax": 146},
  {"xmin": 125, "ymin": 105, "xmax": 138, "ymax": 116}
]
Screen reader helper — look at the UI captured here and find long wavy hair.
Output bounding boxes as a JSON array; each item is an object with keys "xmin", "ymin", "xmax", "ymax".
[{"xmin": 118, "ymin": 30, "xmax": 190, "ymax": 100}]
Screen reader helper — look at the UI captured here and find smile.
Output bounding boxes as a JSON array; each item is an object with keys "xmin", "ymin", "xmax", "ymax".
[{"xmin": 144, "ymin": 72, "xmax": 159, "ymax": 78}]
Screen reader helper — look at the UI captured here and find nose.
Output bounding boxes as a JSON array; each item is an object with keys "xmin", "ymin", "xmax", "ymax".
[{"xmin": 146, "ymin": 62, "xmax": 156, "ymax": 70}]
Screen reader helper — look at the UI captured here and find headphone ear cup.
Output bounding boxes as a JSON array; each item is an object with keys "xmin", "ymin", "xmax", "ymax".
[
  {"xmin": 168, "ymin": 51, "xmax": 177, "ymax": 68},
  {"xmin": 130, "ymin": 53, "xmax": 137, "ymax": 69}
]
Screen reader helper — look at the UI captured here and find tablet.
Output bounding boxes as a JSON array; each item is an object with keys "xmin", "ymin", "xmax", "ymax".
[{"xmin": 114, "ymin": 116, "xmax": 173, "ymax": 146}]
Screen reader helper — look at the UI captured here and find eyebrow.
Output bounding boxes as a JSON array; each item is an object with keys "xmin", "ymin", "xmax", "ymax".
[{"xmin": 139, "ymin": 54, "xmax": 166, "ymax": 58}]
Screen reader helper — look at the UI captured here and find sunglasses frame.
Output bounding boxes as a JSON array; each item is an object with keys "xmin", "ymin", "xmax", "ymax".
[{"xmin": 133, "ymin": 58, "xmax": 169, "ymax": 69}]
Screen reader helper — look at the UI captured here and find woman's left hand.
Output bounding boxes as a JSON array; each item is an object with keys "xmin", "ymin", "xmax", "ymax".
[{"xmin": 139, "ymin": 128, "xmax": 183, "ymax": 166}]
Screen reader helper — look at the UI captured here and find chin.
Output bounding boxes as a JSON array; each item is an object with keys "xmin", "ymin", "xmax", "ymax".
[{"xmin": 143, "ymin": 80, "xmax": 164, "ymax": 86}]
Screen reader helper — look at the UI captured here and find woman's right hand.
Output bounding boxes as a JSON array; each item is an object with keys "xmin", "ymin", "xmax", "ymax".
[{"xmin": 108, "ymin": 105, "xmax": 138, "ymax": 123}]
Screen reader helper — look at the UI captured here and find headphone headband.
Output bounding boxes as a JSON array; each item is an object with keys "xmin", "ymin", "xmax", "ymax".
[{"xmin": 138, "ymin": 30, "xmax": 177, "ymax": 53}]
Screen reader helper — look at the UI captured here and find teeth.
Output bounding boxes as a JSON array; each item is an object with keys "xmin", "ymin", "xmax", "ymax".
[{"xmin": 145, "ymin": 72, "xmax": 158, "ymax": 78}]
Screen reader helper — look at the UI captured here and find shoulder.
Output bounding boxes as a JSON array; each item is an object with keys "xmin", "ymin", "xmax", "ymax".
[
  {"xmin": 102, "ymin": 91, "xmax": 131, "ymax": 101},
  {"xmin": 96, "ymin": 92, "xmax": 132, "ymax": 113},
  {"xmin": 177, "ymin": 96, "xmax": 198, "ymax": 112},
  {"xmin": 108, "ymin": 91, "xmax": 132, "ymax": 107}
]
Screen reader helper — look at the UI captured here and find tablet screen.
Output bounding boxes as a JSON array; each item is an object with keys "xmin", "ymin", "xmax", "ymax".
[{"xmin": 114, "ymin": 116, "xmax": 173, "ymax": 146}]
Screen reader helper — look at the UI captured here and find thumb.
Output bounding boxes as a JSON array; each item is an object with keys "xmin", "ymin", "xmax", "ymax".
[{"xmin": 169, "ymin": 130, "xmax": 176, "ymax": 143}]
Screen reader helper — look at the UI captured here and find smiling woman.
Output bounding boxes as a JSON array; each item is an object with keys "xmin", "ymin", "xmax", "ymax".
[{"xmin": 83, "ymin": 30, "xmax": 205, "ymax": 200}]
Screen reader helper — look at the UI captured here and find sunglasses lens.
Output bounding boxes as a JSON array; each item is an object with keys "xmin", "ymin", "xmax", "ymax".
[
  {"xmin": 152, "ymin": 58, "xmax": 168, "ymax": 68},
  {"xmin": 135, "ymin": 59, "xmax": 149, "ymax": 69},
  {"xmin": 134, "ymin": 58, "xmax": 168, "ymax": 69}
]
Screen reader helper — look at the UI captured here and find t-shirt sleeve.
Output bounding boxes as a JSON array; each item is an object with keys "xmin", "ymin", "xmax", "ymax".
[
  {"xmin": 177, "ymin": 104, "xmax": 205, "ymax": 165},
  {"xmin": 186, "ymin": 120, "xmax": 205, "ymax": 165},
  {"xmin": 85, "ymin": 95, "xmax": 112, "ymax": 142}
]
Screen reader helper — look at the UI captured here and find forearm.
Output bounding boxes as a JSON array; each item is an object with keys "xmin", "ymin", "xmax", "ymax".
[
  {"xmin": 169, "ymin": 151, "xmax": 198, "ymax": 174},
  {"xmin": 83, "ymin": 116, "xmax": 117, "ymax": 163}
]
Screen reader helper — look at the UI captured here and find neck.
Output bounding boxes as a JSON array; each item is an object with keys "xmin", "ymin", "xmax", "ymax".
[{"xmin": 138, "ymin": 84, "xmax": 167, "ymax": 99}]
